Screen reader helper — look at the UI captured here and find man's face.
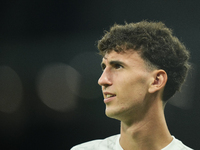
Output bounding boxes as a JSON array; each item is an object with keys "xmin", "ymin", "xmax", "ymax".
[{"xmin": 98, "ymin": 50, "xmax": 155, "ymax": 123}]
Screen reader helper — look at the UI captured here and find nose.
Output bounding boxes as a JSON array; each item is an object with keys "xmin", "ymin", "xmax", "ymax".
[{"xmin": 98, "ymin": 69, "xmax": 112, "ymax": 87}]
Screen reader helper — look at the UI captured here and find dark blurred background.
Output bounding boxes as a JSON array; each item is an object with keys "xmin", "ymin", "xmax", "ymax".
[{"xmin": 0, "ymin": 0, "xmax": 200, "ymax": 149}]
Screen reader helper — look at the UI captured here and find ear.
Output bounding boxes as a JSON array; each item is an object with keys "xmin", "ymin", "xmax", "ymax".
[{"xmin": 148, "ymin": 70, "xmax": 168, "ymax": 94}]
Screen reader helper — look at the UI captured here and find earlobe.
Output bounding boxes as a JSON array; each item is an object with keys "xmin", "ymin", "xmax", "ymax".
[{"xmin": 148, "ymin": 70, "xmax": 167, "ymax": 94}]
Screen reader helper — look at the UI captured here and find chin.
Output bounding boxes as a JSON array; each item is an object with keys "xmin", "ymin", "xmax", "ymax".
[{"xmin": 105, "ymin": 108, "xmax": 122, "ymax": 120}]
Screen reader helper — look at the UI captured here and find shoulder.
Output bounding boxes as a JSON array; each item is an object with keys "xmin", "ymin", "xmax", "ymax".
[
  {"xmin": 70, "ymin": 134, "xmax": 120, "ymax": 150},
  {"xmin": 162, "ymin": 136, "xmax": 193, "ymax": 150}
]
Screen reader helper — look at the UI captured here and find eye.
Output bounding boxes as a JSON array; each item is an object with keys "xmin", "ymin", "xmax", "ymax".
[
  {"xmin": 113, "ymin": 63, "xmax": 123, "ymax": 69},
  {"xmin": 101, "ymin": 63, "xmax": 106, "ymax": 71}
]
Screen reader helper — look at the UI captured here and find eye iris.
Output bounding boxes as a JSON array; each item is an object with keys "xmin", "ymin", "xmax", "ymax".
[{"xmin": 116, "ymin": 64, "xmax": 121, "ymax": 69}]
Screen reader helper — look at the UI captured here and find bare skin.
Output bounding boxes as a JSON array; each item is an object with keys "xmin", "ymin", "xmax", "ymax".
[{"xmin": 98, "ymin": 50, "xmax": 172, "ymax": 150}]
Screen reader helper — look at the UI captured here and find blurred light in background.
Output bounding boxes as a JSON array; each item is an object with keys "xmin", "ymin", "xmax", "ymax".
[
  {"xmin": 69, "ymin": 51, "xmax": 102, "ymax": 99},
  {"xmin": 36, "ymin": 63, "xmax": 80, "ymax": 112},
  {"xmin": 0, "ymin": 66, "xmax": 23, "ymax": 113},
  {"xmin": 169, "ymin": 64, "xmax": 196, "ymax": 109}
]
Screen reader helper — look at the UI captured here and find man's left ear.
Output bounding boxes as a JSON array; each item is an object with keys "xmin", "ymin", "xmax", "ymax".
[{"xmin": 148, "ymin": 70, "xmax": 167, "ymax": 93}]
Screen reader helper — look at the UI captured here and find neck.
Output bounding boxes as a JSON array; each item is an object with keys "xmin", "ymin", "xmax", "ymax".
[{"xmin": 119, "ymin": 99, "xmax": 172, "ymax": 150}]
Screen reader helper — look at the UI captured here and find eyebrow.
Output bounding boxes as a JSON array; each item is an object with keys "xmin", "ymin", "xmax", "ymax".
[{"xmin": 110, "ymin": 60, "xmax": 125, "ymax": 66}]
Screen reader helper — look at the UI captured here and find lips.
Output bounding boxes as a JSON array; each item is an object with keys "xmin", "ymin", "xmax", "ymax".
[{"xmin": 103, "ymin": 92, "xmax": 116, "ymax": 103}]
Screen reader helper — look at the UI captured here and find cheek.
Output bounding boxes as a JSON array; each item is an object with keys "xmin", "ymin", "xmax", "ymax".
[
  {"xmin": 115, "ymin": 72, "xmax": 149, "ymax": 96},
  {"xmin": 122, "ymin": 77, "xmax": 149, "ymax": 99}
]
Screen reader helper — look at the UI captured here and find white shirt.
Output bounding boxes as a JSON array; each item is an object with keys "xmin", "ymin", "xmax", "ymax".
[{"xmin": 71, "ymin": 134, "xmax": 193, "ymax": 150}]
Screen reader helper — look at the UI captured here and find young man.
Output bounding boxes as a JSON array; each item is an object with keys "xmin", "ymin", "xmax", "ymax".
[{"xmin": 71, "ymin": 21, "xmax": 193, "ymax": 150}]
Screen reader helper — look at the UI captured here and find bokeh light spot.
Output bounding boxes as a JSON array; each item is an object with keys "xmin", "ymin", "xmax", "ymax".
[
  {"xmin": 36, "ymin": 63, "xmax": 80, "ymax": 112},
  {"xmin": 0, "ymin": 66, "xmax": 23, "ymax": 113},
  {"xmin": 169, "ymin": 64, "xmax": 196, "ymax": 109}
]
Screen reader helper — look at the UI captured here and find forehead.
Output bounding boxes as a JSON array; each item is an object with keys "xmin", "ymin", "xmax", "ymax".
[{"xmin": 102, "ymin": 50, "xmax": 143, "ymax": 63}]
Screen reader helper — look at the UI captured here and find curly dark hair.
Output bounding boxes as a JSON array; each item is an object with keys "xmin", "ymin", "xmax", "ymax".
[{"xmin": 97, "ymin": 21, "xmax": 190, "ymax": 101}]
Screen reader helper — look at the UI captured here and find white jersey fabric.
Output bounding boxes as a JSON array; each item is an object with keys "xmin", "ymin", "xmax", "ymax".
[{"xmin": 71, "ymin": 134, "xmax": 193, "ymax": 150}]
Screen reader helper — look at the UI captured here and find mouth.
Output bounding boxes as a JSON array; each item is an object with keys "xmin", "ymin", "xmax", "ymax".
[
  {"xmin": 104, "ymin": 93, "xmax": 116, "ymax": 103},
  {"xmin": 105, "ymin": 94, "xmax": 116, "ymax": 98}
]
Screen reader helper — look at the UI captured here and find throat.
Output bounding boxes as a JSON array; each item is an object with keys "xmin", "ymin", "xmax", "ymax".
[{"xmin": 119, "ymin": 118, "xmax": 172, "ymax": 150}]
